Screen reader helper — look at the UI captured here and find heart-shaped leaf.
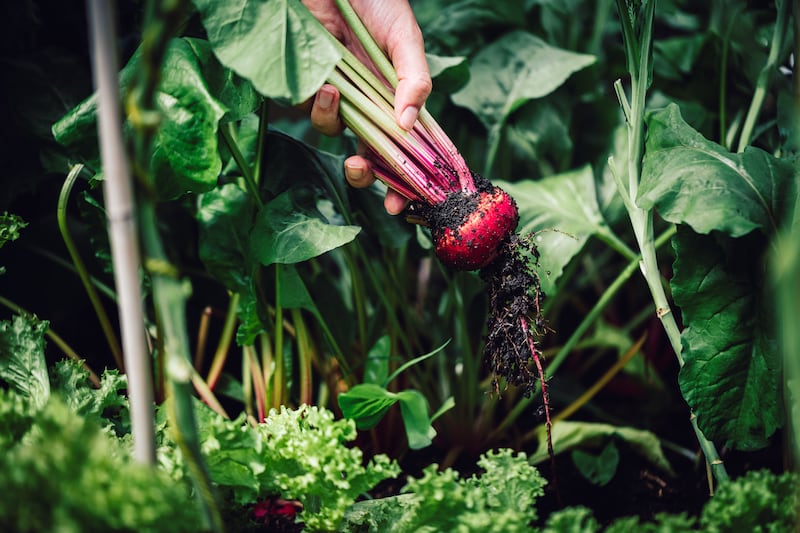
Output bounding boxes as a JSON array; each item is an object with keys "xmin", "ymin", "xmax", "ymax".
[{"xmin": 250, "ymin": 189, "xmax": 360, "ymax": 266}]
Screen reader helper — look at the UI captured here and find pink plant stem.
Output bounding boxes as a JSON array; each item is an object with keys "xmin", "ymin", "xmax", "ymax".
[{"xmin": 521, "ymin": 315, "xmax": 561, "ymax": 506}]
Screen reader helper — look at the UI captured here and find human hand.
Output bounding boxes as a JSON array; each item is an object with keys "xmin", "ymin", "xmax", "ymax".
[{"xmin": 303, "ymin": 0, "xmax": 431, "ymax": 215}]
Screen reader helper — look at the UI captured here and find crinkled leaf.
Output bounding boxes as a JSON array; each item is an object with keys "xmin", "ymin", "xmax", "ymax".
[
  {"xmin": 52, "ymin": 360, "xmax": 129, "ymax": 432},
  {"xmin": 672, "ymin": 227, "xmax": 781, "ymax": 450},
  {"xmin": 530, "ymin": 421, "xmax": 674, "ymax": 476},
  {"xmin": 497, "ymin": 165, "xmax": 606, "ymax": 295},
  {"xmin": 250, "ymin": 189, "xmax": 360, "ymax": 266},
  {"xmin": 52, "ymin": 38, "xmax": 242, "ymax": 200},
  {"xmin": 198, "ymin": 183, "xmax": 255, "ymax": 293},
  {"xmin": 0, "ymin": 315, "xmax": 50, "ymax": 409},
  {"xmin": 192, "ymin": 0, "xmax": 340, "ymax": 104},
  {"xmin": 337, "ymin": 383, "xmax": 398, "ymax": 430},
  {"xmin": 0, "ymin": 213, "xmax": 27, "ymax": 250},
  {"xmin": 452, "ymin": 31, "xmax": 595, "ymax": 132},
  {"xmin": 639, "ymin": 104, "xmax": 796, "ymax": 237}
]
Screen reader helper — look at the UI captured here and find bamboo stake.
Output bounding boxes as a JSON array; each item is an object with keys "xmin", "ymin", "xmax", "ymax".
[{"xmin": 86, "ymin": 0, "xmax": 155, "ymax": 465}]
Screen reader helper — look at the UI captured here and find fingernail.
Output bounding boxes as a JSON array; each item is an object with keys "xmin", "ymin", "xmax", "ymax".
[
  {"xmin": 317, "ymin": 87, "xmax": 334, "ymax": 110},
  {"xmin": 399, "ymin": 106, "xmax": 418, "ymax": 130},
  {"xmin": 345, "ymin": 162, "xmax": 363, "ymax": 182}
]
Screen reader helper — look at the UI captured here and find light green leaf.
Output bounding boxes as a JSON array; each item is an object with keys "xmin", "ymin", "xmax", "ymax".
[
  {"xmin": 452, "ymin": 31, "xmax": 595, "ymax": 132},
  {"xmin": 364, "ymin": 335, "xmax": 391, "ymax": 385},
  {"xmin": 672, "ymin": 227, "xmax": 781, "ymax": 450},
  {"xmin": 192, "ymin": 0, "xmax": 341, "ymax": 104},
  {"xmin": 0, "ymin": 213, "xmax": 27, "ymax": 250},
  {"xmin": 497, "ymin": 165, "xmax": 606, "ymax": 295},
  {"xmin": 530, "ymin": 420, "xmax": 674, "ymax": 476},
  {"xmin": 250, "ymin": 189, "xmax": 360, "ymax": 266},
  {"xmin": 0, "ymin": 315, "xmax": 50, "ymax": 409},
  {"xmin": 639, "ymin": 104, "xmax": 796, "ymax": 237},
  {"xmin": 396, "ymin": 390, "xmax": 436, "ymax": 450},
  {"xmin": 337, "ymin": 383, "xmax": 398, "ymax": 430}
]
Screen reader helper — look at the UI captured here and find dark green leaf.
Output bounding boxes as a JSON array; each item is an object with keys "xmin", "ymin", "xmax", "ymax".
[
  {"xmin": 497, "ymin": 166, "xmax": 607, "ymax": 295},
  {"xmin": 250, "ymin": 189, "xmax": 360, "ymax": 266},
  {"xmin": 396, "ymin": 390, "xmax": 436, "ymax": 450},
  {"xmin": 192, "ymin": 0, "xmax": 340, "ymax": 104},
  {"xmin": 672, "ymin": 227, "xmax": 782, "ymax": 450},
  {"xmin": 639, "ymin": 104, "xmax": 797, "ymax": 237},
  {"xmin": 452, "ymin": 31, "xmax": 595, "ymax": 132},
  {"xmin": 198, "ymin": 183, "xmax": 255, "ymax": 292},
  {"xmin": 0, "ymin": 315, "xmax": 50, "ymax": 409},
  {"xmin": 337, "ymin": 383, "xmax": 398, "ymax": 430},
  {"xmin": 571, "ymin": 440, "xmax": 619, "ymax": 486}
]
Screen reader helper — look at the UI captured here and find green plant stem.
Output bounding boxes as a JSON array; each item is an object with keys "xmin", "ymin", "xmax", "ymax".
[
  {"xmin": 272, "ymin": 267, "xmax": 285, "ymax": 407},
  {"xmin": 0, "ymin": 294, "xmax": 101, "ymax": 387},
  {"xmin": 220, "ymin": 122, "xmax": 263, "ymax": 210},
  {"xmin": 58, "ymin": 164, "xmax": 125, "ymax": 370},
  {"xmin": 254, "ymin": 99, "xmax": 270, "ymax": 185},
  {"xmin": 736, "ymin": 0, "xmax": 791, "ymax": 152},
  {"xmin": 614, "ymin": 0, "xmax": 728, "ymax": 483},
  {"xmin": 292, "ymin": 309, "xmax": 313, "ymax": 405},
  {"xmin": 86, "ymin": 0, "xmax": 155, "ymax": 466},
  {"xmin": 245, "ymin": 345, "xmax": 267, "ymax": 421}
]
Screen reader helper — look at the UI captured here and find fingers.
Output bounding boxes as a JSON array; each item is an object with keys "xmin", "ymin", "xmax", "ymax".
[
  {"xmin": 344, "ymin": 155, "xmax": 374, "ymax": 189},
  {"xmin": 384, "ymin": 189, "xmax": 409, "ymax": 215},
  {"xmin": 384, "ymin": 15, "xmax": 432, "ymax": 130},
  {"xmin": 310, "ymin": 84, "xmax": 344, "ymax": 136}
]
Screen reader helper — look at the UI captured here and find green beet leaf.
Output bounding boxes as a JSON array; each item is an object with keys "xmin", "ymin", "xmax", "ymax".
[
  {"xmin": 250, "ymin": 189, "xmax": 360, "ymax": 266},
  {"xmin": 52, "ymin": 38, "xmax": 258, "ymax": 200},
  {"xmin": 452, "ymin": 30, "xmax": 595, "ymax": 140},
  {"xmin": 672, "ymin": 227, "xmax": 782, "ymax": 450},
  {"xmin": 198, "ymin": 183, "xmax": 256, "ymax": 293},
  {"xmin": 639, "ymin": 103, "xmax": 796, "ymax": 237},
  {"xmin": 497, "ymin": 165, "xmax": 607, "ymax": 295},
  {"xmin": 192, "ymin": 0, "xmax": 340, "ymax": 105}
]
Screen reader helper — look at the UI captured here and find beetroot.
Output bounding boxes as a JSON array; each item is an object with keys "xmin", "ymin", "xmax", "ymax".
[
  {"xmin": 431, "ymin": 186, "xmax": 519, "ymax": 271},
  {"xmin": 321, "ymin": 0, "xmax": 549, "ymax": 401}
]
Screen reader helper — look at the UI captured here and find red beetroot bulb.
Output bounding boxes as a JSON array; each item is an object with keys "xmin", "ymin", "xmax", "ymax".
[{"xmin": 429, "ymin": 185, "xmax": 519, "ymax": 271}]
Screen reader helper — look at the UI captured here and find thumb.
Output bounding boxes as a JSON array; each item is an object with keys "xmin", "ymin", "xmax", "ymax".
[{"xmin": 386, "ymin": 23, "xmax": 431, "ymax": 130}]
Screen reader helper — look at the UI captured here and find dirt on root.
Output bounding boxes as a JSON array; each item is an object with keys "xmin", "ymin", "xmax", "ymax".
[{"xmin": 479, "ymin": 234, "xmax": 546, "ymax": 397}]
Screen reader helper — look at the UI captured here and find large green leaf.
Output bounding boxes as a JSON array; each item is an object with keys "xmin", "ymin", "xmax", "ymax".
[
  {"xmin": 672, "ymin": 227, "xmax": 781, "ymax": 450},
  {"xmin": 192, "ymin": 0, "xmax": 340, "ymax": 104},
  {"xmin": 0, "ymin": 315, "xmax": 50, "ymax": 409},
  {"xmin": 497, "ymin": 166, "xmax": 606, "ymax": 295},
  {"xmin": 451, "ymin": 31, "xmax": 595, "ymax": 133},
  {"xmin": 198, "ymin": 183, "xmax": 256, "ymax": 293},
  {"xmin": 529, "ymin": 420, "xmax": 674, "ymax": 476},
  {"xmin": 250, "ymin": 189, "xmax": 360, "ymax": 266},
  {"xmin": 639, "ymin": 104, "xmax": 796, "ymax": 237},
  {"xmin": 52, "ymin": 38, "xmax": 253, "ymax": 200}
]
